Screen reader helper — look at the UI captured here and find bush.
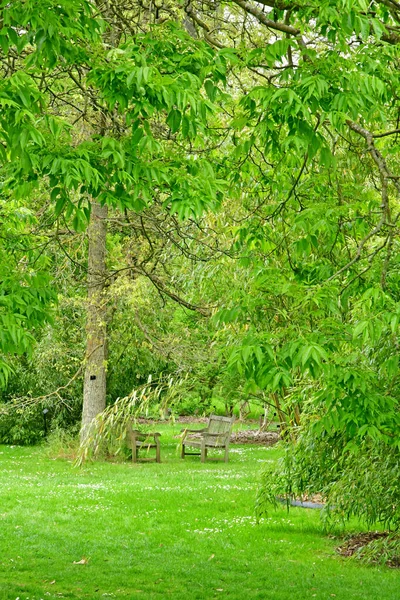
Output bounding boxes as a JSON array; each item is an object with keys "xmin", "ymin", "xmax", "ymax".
[
  {"xmin": 0, "ymin": 405, "xmax": 46, "ymax": 445},
  {"xmin": 257, "ymin": 430, "xmax": 400, "ymax": 533},
  {"xmin": 170, "ymin": 393, "xmax": 214, "ymax": 416},
  {"xmin": 356, "ymin": 533, "xmax": 400, "ymax": 568}
]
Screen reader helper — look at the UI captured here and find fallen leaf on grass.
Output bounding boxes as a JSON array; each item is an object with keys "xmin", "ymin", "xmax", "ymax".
[
  {"xmin": 208, "ymin": 554, "xmax": 215, "ymax": 561},
  {"xmin": 49, "ymin": 580, "xmax": 56, "ymax": 584},
  {"xmin": 73, "ymin": 557, "xmax": 89, "ymax": 565}
]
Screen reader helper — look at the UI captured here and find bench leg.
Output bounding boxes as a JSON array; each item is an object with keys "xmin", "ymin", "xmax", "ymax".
[
  {"xmin": 156, "ymin": 440, "xmax": 161, "ymax": 463},
  {"xmin": 201, "ymin": 443, "xmax": 207, "ymax": 463},
  {"xmin": 132, "ymin": 446, "xmax": 138, "ymax": 463},
  {"xmin": 181, "ymin": 443, "xmax": 186, "ymax": 459},
  {"xmin": 224, "ymin": 445, "xmax": 229, "ymax": 463}
]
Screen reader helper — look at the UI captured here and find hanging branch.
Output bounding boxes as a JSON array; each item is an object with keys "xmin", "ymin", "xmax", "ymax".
[{"xmin": 0, "ymin": 345, "xmax": 102, "ymax": 415}]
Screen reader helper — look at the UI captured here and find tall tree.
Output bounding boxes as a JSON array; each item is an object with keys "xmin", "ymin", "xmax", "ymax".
[
  {"xmin": 0, "ymin": 0, "xmax": 102, "ymax": 384},
  {"xmin": 1, "ymin": 1, "xmax": 230, "ymax": 436},
  {"xmin": 81, "ymin": 202, "xmax": 108, "ymax": 438}
]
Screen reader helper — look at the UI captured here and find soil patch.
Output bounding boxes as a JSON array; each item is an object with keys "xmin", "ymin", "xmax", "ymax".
[
  {"xmin": 138, "ymin": 417, "xmax": 280, "ymax": 446},
  {"xmin": 138, "ymin": 416, "xmax": 209, "ymax": 425},
  {"xmin": 175, "ymin": 429, "xmax": 279, "ymax": 446},
  {"xmin": 230, "ymin": 430, "xmax": 279, "ymax": 446},
  {"xmin": 337, "ymin": 531, "xmax": 400, "ymax": 568}
]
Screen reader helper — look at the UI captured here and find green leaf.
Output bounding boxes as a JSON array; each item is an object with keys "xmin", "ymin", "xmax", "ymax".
[
  {"xmin": 353, "ymin": 320, "xmax": 369, "ymax": 339},
  {"xmin": 167, "ymin": 109, "xmax": 182, "ymax": 134},
  {"xmin": 54, "ymin": 196, "xmax": 66, "ymax": 217},
  {"xmin": 204, "ymin": 80, "xmax": 216, "ymax": 102},
  {"xmin": 0, "ymin": 33, "xmax": 9, "ymax": 54},
  {"xmin": 51, "ymin": 187, "xmax": 61, "ymax": 202}
]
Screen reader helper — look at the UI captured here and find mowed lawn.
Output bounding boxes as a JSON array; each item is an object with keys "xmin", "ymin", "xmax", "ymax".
[{"xmin": 0, "ymin": 424, "xmax": 398, "ymax": 600}]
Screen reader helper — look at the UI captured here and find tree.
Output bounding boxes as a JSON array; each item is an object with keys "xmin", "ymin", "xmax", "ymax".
[
  {"xmin": 1, "ymin": 1, "xmax": 231, "ymax": 437},
  {"xmin": 0, "ymin": 0, "xmax": 101, "ymax": 384},
  {"xmin": 81, "ymin": 202, "xmax": 108, "ymax": 438},
  {"xmin": 2, "ymin": 0, "xmax": 400, "ymax": 490},
  {"xmin": 182, "ymin": 0, "xmax": 400, "ymax": 530}
]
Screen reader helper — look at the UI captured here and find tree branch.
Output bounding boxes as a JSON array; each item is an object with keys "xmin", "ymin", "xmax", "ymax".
[
  {"xmin": 230, "ymin": 0, "xmax": 300, "ymax": 36},
  {"xmin": 327, "ymin": 121, "xmax": 399, "ymax": 282}
]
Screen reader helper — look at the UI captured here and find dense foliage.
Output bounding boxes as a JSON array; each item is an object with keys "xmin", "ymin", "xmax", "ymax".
[{"xmin": 0, "ymin": 0, "xmax": 399, "ymax": 541}]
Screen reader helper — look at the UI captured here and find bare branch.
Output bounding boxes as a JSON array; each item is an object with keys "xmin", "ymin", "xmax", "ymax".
[
  {"xmin": 373, "ymin": 128, "xmax": 400, "ymax": 138},
  {"xmin": 327, "ymin": 121, "xmax": 400, "ymax": 282},
  {"xmin": 230, "ymin": 0, "xmax": 300, "ymax": 35}
]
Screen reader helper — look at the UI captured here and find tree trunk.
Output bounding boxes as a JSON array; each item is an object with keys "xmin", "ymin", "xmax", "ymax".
[{"xmin": 80, "ymin": 201, "xmax": 108, "ymax": 441}]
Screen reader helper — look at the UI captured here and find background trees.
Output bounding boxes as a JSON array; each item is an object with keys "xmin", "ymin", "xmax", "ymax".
[
  {"xmin": 0, "ymin": 1, "xmax": 229, "ymax": 436},
  {"xmin": 0, "ymin": 0, "xmax": 400, "ymax": 532}
]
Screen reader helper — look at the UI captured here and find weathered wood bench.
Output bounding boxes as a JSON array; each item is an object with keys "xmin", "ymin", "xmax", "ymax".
[
  {"xmin": 126, "ymin": 425, "xmax": 161, "ymax": 463},
  {"xmin": 181, "ymin": 414, "xmax": 235, "ymax": 463}
]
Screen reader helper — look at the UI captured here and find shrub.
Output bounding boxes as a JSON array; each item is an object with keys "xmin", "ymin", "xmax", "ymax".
[
  {"xmin": 257, "ymin": 430, "xmax": 400, "ymax": 533},
  {"xmin": 0, "ymin": 405, "xmax": 46, "ymax": 445},
  {"xmin": 356, "ymin": 533, "xmax": 400, "ymax": 568}
]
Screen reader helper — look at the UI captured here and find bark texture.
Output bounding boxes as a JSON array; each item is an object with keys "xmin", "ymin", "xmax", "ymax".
[{"xmin": 81, "ymin": 201, "xmax": 108, "ymax": 441}]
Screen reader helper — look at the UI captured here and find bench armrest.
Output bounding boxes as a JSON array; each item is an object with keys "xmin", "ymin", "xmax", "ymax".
[
  {"xmin": 181, "ymin": 427, "xmax": 207, "ymax": 442},
  {"xmin": 181, "ymin": 427, "xmax": 207, "ymax": 433},
  {"xmin": 128, "ymin": 430, "xmax": 161, "ymax": 442}
]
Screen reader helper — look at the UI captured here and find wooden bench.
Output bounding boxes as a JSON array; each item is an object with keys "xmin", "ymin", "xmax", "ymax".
[
  {"xmin": 181, "ymin": 414, "xmax": 235, "ymax": 463},
  {"xmin": 126, "ymin": 425, "xmax": 161, "ymax": 463}
]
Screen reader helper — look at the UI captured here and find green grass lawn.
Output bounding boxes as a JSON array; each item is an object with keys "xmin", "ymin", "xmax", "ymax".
[{"xmin": 0, "ymin": 423, "xmax": 398, "ymax": 600}]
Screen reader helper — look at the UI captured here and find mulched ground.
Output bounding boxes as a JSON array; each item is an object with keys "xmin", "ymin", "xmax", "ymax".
[
  {"xmin": 138, "ymin": 416, "xmax": 280, "ymax": 446},
  {"xmin": 337, "ymin": 531, "xmax": 400, "ymax": 568},
  {"xmin": 229, "ymin": 430, "xmax": 279, "ymax": 446},
  {"xmin": 175, "ymin": 428, "xmax": 279, "ymax": 446},
  {"xmin": 138, "ymin": 416, "xmax": 208, "ymax": 425}
]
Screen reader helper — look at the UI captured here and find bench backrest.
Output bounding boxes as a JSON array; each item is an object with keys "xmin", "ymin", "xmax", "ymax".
[{"xmin": 204, "ymin": 414, "xmax": 235, "ymax": 446}]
